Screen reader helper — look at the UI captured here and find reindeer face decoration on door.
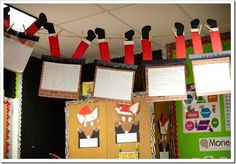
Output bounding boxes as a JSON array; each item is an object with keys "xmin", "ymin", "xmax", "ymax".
[
  {"xmin": 114, "ymin": 102, "xmax": 140, "ymax": 143},
  {"xmin": 77, "ymin": 105, "xmax": 100, "ymax": 148}
]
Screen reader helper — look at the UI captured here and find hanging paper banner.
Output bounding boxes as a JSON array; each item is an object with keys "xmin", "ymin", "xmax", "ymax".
[
  {"xmin": 93, "ymin": 60, "xmax": 137, "ymax": 103},
  {"xmin": 182, "ymin": 85, "xmax": 221, "ymax": 133},
  {"xmin": 4, "ymin": 31, "xmax": 38, "ymax": 73},
  {"xmin": 39, "ymin": 56, "xmax": 84, "ymax": 99},
  {"xmin": 144, "ymin": 59, "xmax": 187, "ymax": 102},
  {"xmin": 189, "ymin": 51, "xmax": 231, "ymax": 96}
]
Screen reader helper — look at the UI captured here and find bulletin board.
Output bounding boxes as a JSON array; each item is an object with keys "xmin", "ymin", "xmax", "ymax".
[
  {"xmin": 169, "ymin": 37, "xmax": 231, "ymax": 159},
  {"xmin": 65, "ymin": 94, "xmax": 152, "ymax": 159}
]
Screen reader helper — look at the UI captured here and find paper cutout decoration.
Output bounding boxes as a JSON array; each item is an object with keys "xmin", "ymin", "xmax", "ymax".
[
  {"xmin": 114, "ymin": 102, "xmax": 140, "ymax": 143},
  {"xmin": 190, "ymin": 52, "xmax": 231, "ymax": 96},
  {"xmin": 77, "ymin": 106, "xmax": 100, "ymax": 148},
  {"xmin": 38, "ymin": 59, "xmax": 82, "ymax": 99},
  {"xmin": 4, "ymin": 33, "xmax": 35, "ymax": 73},
  {"xmin": 93, "ymin": 63, "xmax": 136, "ymax": 103},
  {"xmin": 82, "ymin": 82, "xmax": 94, "ymax": 97},
  {"xmin": 158, "ymin": 113, "xmax": 169, "ymax": 158},
  {"xmin": 144, "ymin": 60, "xmax": 187, "ymax": 102},
  {"xmin": 119, "ymin": 151, "xmax": 139, "ymax": 159}
]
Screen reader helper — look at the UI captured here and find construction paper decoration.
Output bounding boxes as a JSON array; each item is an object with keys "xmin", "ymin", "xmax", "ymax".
[
  {"xmin": 39, "ymin": 61, "xmax": 82, "ymax": 99},
  {"xmin": 77, "ymin": 106, "xmax": 100, "ymax": 148},
  {"xmin": 119, "ymin": 151, "xmax": 139, "ymax": 159},
  {"xmin": 114, "ymin": 102, "xmax": 140, "ymax": 143}
]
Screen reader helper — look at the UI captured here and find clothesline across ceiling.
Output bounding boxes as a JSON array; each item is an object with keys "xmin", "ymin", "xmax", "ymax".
[{"xmin": 34, "ymin": 23, "xmax": 230, "ymax": 40}]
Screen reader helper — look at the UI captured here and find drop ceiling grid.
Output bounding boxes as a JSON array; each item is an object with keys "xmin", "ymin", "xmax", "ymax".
[
  {"xmin": 178, "ymin": 4, "xmax": 231, "ymax": 36},
  {"xmin": 12, "ymin": 4, "xmax": 103, "ymax": 24}
]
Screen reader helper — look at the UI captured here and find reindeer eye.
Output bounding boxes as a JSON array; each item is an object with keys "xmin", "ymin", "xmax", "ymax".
[
  {"xmin": 90, "ymin": 121, "xmax": 94, "ymax": 126},
  {"xmin": 128, "ymin": 117, "xmax": 132, "ymax": 123},
  {"xmin": 122, "ymin": 116, "xmax": 126, "ymax": 122}
]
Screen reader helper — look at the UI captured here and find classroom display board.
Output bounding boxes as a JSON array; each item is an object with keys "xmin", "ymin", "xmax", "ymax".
[
  {"xmin": 182, "ymin": 85, "xmax": 221, "ymax": 133},
  {"xmin": 93, "ymin": 66, "xmax": 135, "ymax": 103},
  {"xmin": 170, "ymin": 39, "xmax": 231, "ymax": 159},
  {"xmin": 145, "ymin": 65, "xmax": 187, "ymax": 102},
  {"xmin": 190, "ymin": 55, "xmax": 231, "ymax": 96},
  {"xmin": 65, "ymin": 95, "xmax": 152, "ymax": 158},
  {"xmin": 4, "ymin": 33, "xmax": 34, "ymax": 73},
  {"xmin": 39, "ymin": 61, "xmax": 82, "ymax": 99}
]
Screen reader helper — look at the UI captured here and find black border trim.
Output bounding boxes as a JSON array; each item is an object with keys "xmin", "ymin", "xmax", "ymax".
[
  {"xmin": 94, "ymin": 60, "xmax": 138, "ymax": 71},
  {"xmin": 41, "ymin": 55, "xmax": 85, "ymax": 65},
  {"xmin": 4, "ymin": 28, "xmax": 40, "ymax": 42},
  {"xmin": 142, "ymin": 59, "xmax": 186, "ymax": 67},
  {"xmin": 189, "ymin": 51, "xmax": 231, "ymax": 60}
]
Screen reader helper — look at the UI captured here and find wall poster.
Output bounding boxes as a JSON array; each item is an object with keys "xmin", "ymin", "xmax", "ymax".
[{"xmin": 182, "ymin": 85, "xmax": 221, "ymax": 133}]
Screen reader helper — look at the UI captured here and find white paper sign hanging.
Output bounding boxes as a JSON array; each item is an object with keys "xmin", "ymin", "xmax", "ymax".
[
  {"xmin": 93, "ymin": 67, "xmax": 134, "ymax": 102},
  {"xmin": 192, "ymin": 57, "xmax": 231, "ymax": 96}
]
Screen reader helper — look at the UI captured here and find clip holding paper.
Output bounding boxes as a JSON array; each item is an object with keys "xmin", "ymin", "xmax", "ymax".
[
  {"xmin": 7, "ymin": 23, "xmax": 14, "ymax": 31},
  {"xmin": 199, "ymin": 24, "xmax": 202, "ymax": 34},
  {"xmin": 56, "ymin": 28, "xmax": 63, "ymax": 36},
  {"xmin": 171, "ymin": 27, "xmax": 177, "ymax": 37},
  {"xmin": 204, "ymin": 24, "xmax": 212, "ymax": 32},
  {"xmin": 22, "ymin": 24, "xmax": 26, "ymax": 34}
]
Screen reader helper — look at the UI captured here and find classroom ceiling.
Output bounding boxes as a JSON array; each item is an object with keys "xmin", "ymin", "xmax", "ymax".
[{"xmin": 10, "ymin": 3, "xmax": 230, "ymax": 63}]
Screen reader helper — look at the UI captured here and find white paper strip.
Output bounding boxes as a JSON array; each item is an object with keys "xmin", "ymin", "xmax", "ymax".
[
  {"xmin": 4, "ymin": 37, "xmax": 33, "ymax": 73},
  {"xmin": 193, "ymin": 62, "xmax": 231, "ymax": 96},
  {"xmin": 117, "ymin": 133, "xmax": 137, "ymax": 143},
  {"xmin": 93, "ymin": 68, "xmax": 133, "ymax": 101},
  {"xmin": 79, "ymin": 138, "xmax": 98, "ymax": 148},
  {"xmin": 41, "ymin": 62, "xmax": 81, "ymax": 92},
  {"xmin": 147, "ymin": 66, "xmax": 186, "ymax": 96}
]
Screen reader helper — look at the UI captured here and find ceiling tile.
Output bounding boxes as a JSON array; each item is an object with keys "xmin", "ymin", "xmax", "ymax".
[
  {"xmin": 12, "ymin": 4, "xmax": 103, "ymax": 24},
  {"xmin": 179, "ymin": 4, "xmax": 230, "ymax": 28},
  {"xmin": 60, "ymin": 12, "xmax": 132, "ymax": 37},
  {"xmin": 98, "ymin": 4, "xmax": 132, "ymax": 10}
]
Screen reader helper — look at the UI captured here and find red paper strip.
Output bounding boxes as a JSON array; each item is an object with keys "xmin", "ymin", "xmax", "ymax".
[
  {"xmin": 124, "ymin": 44, "xmax": 134, "ymax": 64},
  {"xmin": 175, "ymin": 36, "xmax": 186, "ymax": 59},
  {"xmin": 191, "ymin": 32, "xmax": 203, "ymax": 54},
  {"xmin": 210, "ymin": 31, "xmax": 223, "ymax": 52},
  {"xmin": 98, "ymin": 42, "xmax": 111, "ymax": 62},
  {"xmin": 49, "ymin": 36, "xmax": 61, "ymax": 57},
  {"xmin": 72, "ymin": 40, "xmax": 89, "ymax": 59},
  {"xmin": 141, "ymin": 39, "xmax": 153, "ymax": 61}
]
